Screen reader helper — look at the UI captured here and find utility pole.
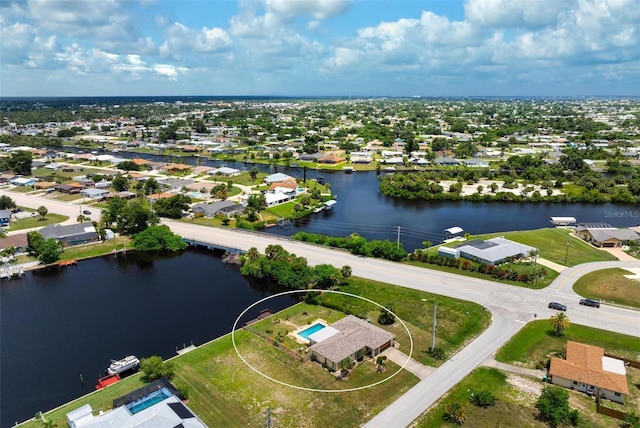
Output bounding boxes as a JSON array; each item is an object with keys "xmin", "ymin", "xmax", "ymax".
[
  {"xmin": 431, "ymin": 304, "xmax": 437, "ymax": 353},
  {"xmin": 396, "ymin": 226, "xmax": 401, "ymax": 249}
]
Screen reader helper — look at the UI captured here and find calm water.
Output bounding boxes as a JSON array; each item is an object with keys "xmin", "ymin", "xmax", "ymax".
[
  {"xmin": 0, "ymin": 248, "xmax": 295, "ymax": 427},
  {"xmin": 101, "ymin": 149, "xmax": 640, "ymax": 250}
]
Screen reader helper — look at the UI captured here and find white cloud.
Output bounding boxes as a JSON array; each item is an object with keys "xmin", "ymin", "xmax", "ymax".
[
  {"xmin": 464, "ymin": 0, "xmax": 573, "ymax": 28},
  {"xmin": 266, "ymin": 0, "xmax": 351, "ymax": 20},
  {"xmin": 160, "ymin": 22, "xmax": 232, "ymax": 59}
]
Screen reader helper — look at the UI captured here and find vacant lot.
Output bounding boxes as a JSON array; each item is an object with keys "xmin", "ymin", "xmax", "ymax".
[{"xmin": 573, "ymin": 268, "xmax": 640, "ymax": 309}]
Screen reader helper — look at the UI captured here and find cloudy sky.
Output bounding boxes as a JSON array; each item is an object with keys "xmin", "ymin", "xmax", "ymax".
[{"xmin": 1, "ymin": 0, "xmax": 639, "ymax": 97}]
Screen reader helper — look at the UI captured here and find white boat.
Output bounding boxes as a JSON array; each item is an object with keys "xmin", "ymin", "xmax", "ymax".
[{"xmin": 107, "ymin": 355, "xmax": 140, "ymax": 375}]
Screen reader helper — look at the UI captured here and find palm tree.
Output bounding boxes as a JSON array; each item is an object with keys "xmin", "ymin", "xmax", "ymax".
[
  {"xmin": 422, "ymin": 240, "xmax": 432, "ymax": 257},
  {"xmin": 549, "ymin": 312, "xmax": 571, "ymax": 336}
]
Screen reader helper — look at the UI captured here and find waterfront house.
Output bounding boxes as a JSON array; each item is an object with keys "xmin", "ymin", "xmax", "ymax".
[
  {"xmin": 462, "ymin": 158, "xmax": 489, "ymax": 168},
  {"xmin": 318, "ymin": 153, "xmax": 345, "ymax": 164},
  {"xmin": 208, "ymin": 166, "xmax": 241, "ymax": 177},
  {"xmin": 80, "ymin": 188, "xmax": 110, "ymax": 200},
  {"xmin": 264, "ymin": 172, "xmax": 294, "ymax": 184},
  {"xmin": 549, "ymin": 341, "xmax": 629, "ymax": 404},
  {"xmin": 454, "ymin": 237, "xmax": 536, "ymax": 265},
  {"xmin": 310, "ymin": 315, "xmax": 395, "ymax": 371},
  {"xmin": 433, "ymin": 157, "xmax": 461, "ymax": 166},
  {"xmin": 0, "ymin": 233, "xmax": 29, "ymax": 253},
  {"xmin": 575, "ymin": 224, "xmax": 640, "ymax": 247},
  {"xmin": 39, "ymin": 222, "xmax": 99, "ymax": 247},
  {"xmin": 192, "ymin": 201, "xmax": 245, "ymax": 218},
  {"xmin": 10, "ymin": 177, "xmax": 37, "ymax": 186}
]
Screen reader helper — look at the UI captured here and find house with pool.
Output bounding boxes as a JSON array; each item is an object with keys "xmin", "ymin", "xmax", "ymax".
[{"xmin": 299, "ymin": 315, "xmax": 395, "ymax": 371}]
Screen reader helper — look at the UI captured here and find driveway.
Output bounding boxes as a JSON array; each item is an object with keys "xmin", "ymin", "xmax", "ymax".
[{"xmin": 381, "ymin": 346, "xmax": 435, "ymax": 380}]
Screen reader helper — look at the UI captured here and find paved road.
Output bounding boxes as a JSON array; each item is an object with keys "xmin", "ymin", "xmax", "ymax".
[
  {"xmin": 0, "ymin": 189, "xmax": 102, "ymax": 224},
  {"xmin": 3, "ymin": 191, "xmax": 638, "ymax": 426}
]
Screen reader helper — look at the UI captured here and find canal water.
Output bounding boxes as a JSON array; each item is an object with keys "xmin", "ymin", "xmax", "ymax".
[
  {"xmin": 103, "ymin": 149, "xmax": 640, "ymax": 250},
  {"xmin": 0, "ymin": 248, "xmax": 295, "ymax": 427}
]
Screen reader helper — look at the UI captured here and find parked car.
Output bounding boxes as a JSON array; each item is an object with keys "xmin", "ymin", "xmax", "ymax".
[
  {"xmin": 548, "ymin": 302, "xmax": 567, "ymax": 311},
  {"xmin": 579, "ymin": 298, "xmax": 600, "ymax": 308},
  {"xmin": 82, "ymin": 210, "xmax": 92, "ymax": 215}
]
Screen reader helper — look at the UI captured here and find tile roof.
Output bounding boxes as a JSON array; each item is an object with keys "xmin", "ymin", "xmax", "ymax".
[
  {"xmin": 310, "ymin": 315, "xmax": 394, "ymax": 364},
  {"xmin": 549, "ymin": 341, "xmax": 629, "ymax": 394}
]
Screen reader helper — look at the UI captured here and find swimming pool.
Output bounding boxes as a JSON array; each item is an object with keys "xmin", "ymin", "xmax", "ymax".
[
  {"xmin": 125, "ymin": 387, "xmax": 172, "ymax": 415},
  {"xmin": 298, "ymin": 323, "xmax": 326, "ymax": 341}
]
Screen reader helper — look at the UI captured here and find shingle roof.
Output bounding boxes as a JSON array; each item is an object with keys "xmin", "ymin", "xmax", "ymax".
[
  {"xmin": 310, "ymin": 315, "xmax": 394, "ymax": 364},
  {"xmin": 39, "ymin": 222, "xmax": 97, "ymax": 240},
  {"xmin": 549, "ymin": 341, "xmax": 629, "ymax": 394}
]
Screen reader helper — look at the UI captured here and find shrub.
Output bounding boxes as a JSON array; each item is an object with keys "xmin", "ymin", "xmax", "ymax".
[
  {"xmin": 470, "ymin": 390, "xmax": 496, "ymax": 408},
  {"xmin": 443, "ymin": 402, "xmax": 466, "ymax": 425},
  {"xmin": 139, "ymin": 356, "xmax": 174, "ymax": 382}
]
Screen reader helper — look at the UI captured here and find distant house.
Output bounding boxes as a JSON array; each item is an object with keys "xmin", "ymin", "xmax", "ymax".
[
  {"xmin": 208, "ymin": 166, "xmax": 241, "ymax": 177},
  {"xmin": 0, "ymin": 209, "xmax": 11, "ymax": 227},
  {"xmin": 35, "ymin": 181, "xmax": 57, "ymax": 190},
  {"xmin": 147, "ymin": 192, "xmax": 174, "ymax": 203},
  {"xmin": 55, "ymin": 184, "xmax": 81, "ymax": 194},
  {"xmin": 549, "ymin": 341, "xmax": 629, "ymax": 404},
  {"xmin": 462, "ymin": 158, "xmax": 489, "ymax": 168},
  {"xmin": 318, "ymin": 153, "xmax": 345, "ymax": 164},
  {"xmin": 268, "ymin": 177, "xmax": 298, "ymax": 193},
  {"xmin": 192, "ymin": 165, "xmax": 214, "ymax": 175},
  {"xmin": 161, "ymin": 163, "xmax": 191, "ymax": 173},
  {"xmin": 80, "ymin": 188, "xmax": 110, "ymax": 200},
  {"xmin": 433, "ymin": 157, "xmax": 461, "ymax": 166},
  {"xmin": 0, "ymin": 233, "xmax": 29, "ymax": 253},
  {"xmin": 309, "ymin": 315, "xmax": 395, "ymax": 371},
  {"xmin": 192, "ymin": 201, "xmax": 245, "ymax": 218},
  {"xmin": 39, "ymin": 222, "xmax": 99, "ymax": 247},
  {"xmin": 298, "ymin": 153, "xmax": 324, "ymax": 162},
  {"xmin": 454, "ymin": 237, "xmax": 536, "ymax": 265},
  {"xmin": 44, "ymin": 162, "xmax": 64, "ymax": 171},
  {"xmin": 264, "ymin": 173, "xmax": 295, "ymax": 184},
  {"xmin": 157, "ymin": 177, "xmax": 195, "ymax": 191},
  {"xmin": 575, "ymin": 224, "xmax": 640, "ymax": 248},
  {"xmin": 10, "ymin": 177, "xmax": 37, "ymax": 186}
]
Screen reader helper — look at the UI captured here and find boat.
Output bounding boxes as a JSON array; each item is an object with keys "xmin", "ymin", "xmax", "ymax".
[{"xmin": 107, "ymin": 355, "xmax": 140, "ymax": 375}]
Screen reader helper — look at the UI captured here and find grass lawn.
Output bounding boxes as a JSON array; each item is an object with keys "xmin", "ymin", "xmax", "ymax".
[
  {"xmin": 8, "ymin": 213, "xmax": 68, "ymax": 231},
  {"xmin": 59, "ymin": 236, "xmax": 134, "ymax": 261},
  {"xmin": 496, "ymin": 320, "xmax": 640, "ymax": 368},
  {"xmin": 9, "ymin": 186, "xmax": 34, "ymax": 193},
  {"xmin": 573, "ymin": 268, "xmax": 640, "ymax": 309},
  {"xmin": 54, "ymin": 193, "xmax": 84, "ymax": 202},
  {"xmin": 477, "ymin": 228, "xmax": 616, "ymax": 266},
  {"xmin": 412, "ymin": 367, "xmax": 622, "ymax": 428}
]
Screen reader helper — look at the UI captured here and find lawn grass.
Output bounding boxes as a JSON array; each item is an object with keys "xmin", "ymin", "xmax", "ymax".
[
  {"xmin": 9, "ymin": 213, "xmax": 68, "ymax": 231},
  {"xmin": 573, "ymin": 268, "xmax": 640, "ymax": 309},
  {"xmin": 9, "ymin": 186, "xmax": 34, "ymax": 193},
  {"xmin": 412, "ymin": 367, "xmax": 619, "ymax": 428},
  {"xmin": 496, "ymin": 320, "xmax": 640, "ymax": 368},
  {"xmin": 59, "ymin": 237, "xmax": 134, "ymax": 261},
  {"xmin": 477, "ymin": 228, "xmax": 616, "ymax": 266}
]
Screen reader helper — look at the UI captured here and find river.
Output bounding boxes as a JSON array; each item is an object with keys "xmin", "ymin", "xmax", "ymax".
[{"xmin": 0, "ymin": 248, "xmax": 295, "ymax": 427}]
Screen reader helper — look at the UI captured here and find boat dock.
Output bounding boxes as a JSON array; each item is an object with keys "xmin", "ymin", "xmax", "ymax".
[
  {"xmin": 0, "ymin": 265, "xmax": 24, "ymax": 280},
  {"xmin": 58, "ymin": 259, "xmax": 78, "ymax": 267}
]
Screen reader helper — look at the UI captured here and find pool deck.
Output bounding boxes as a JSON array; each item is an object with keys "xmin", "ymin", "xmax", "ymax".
[{"xmin": 289, "ymin": 319, "xmax": 328, "ymax": 345}]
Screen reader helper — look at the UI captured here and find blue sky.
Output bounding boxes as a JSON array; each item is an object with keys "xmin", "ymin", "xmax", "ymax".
[{"xmin": 1, "ymin": 0, "xmax": 639, "ymax": 97}]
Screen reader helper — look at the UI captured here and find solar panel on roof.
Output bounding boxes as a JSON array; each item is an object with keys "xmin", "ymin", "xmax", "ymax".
[{"xmin": 168, "ymin": 402, "xmax": 194, "ymax": 419}]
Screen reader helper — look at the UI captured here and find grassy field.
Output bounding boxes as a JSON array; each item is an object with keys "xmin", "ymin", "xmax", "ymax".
[
  {"xmin": 59, "ymin": 236, "xmax": 135, "ymax": 261},
  {"xmin": 8, "ymin": 213, "xmax": 68, "ymax": 231},
  {"xmin": 477, "ymin": 228, "xmax": 617, "ymax": 266},
  {"xmin": 496, "ymin": 320, "xmax": 640, "ymax": 367},
  {"xmin": 411, "ymin": 367, "xmax": 624, "ymax": 428},
  {"xmin": 573, "ymin": 268, "xmax": 640, "ymax": 309}
]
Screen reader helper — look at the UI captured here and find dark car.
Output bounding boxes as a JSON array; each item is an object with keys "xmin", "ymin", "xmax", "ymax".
[
  {"xmin": 548, "ymin": 302, "xmax": 567, "ymax": 311},
  {"xmin": 82, "ymin": 210, "xmax": 92, "ymax": 215},
  {"xmin": 579, "ymin": 298, "xmax": 600, "ymax": 308}
]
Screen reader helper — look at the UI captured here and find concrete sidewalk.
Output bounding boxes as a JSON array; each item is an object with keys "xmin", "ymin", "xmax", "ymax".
[
  {"xmin": 537, "ymin": 257, "xmax": 567, "ymax": 273},
  {"xmin": 381, "ymin": 346, "xmax": 435, "ymax": 380},
  {"xmin": 481, "ymin": 357, "xmax": 545, "ymax": 379}
]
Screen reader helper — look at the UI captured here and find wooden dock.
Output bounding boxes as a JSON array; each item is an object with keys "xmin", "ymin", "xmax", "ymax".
[{"xmin": 58, "ymin": 259, "xmax": 78, "ymax": 267}]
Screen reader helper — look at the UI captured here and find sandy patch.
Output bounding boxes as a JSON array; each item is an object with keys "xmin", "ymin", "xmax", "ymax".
[{"xmin": 506, "ymin": 373, "xmax": 543, "ymax": 406}]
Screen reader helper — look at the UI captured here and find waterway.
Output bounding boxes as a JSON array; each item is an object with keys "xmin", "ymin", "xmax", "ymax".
[
  {"xmin": 0, "ymin": 248, "xmax": 295, "ymax": 427},
  {"xmin": 104, "ymin": 149, "xmax": 640, "ymax": 250}
]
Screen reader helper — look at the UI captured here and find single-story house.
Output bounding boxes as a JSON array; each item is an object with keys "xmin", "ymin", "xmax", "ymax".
[
  {"xmin": 549, "ymin": 341, "xmax": 629, "ymax": 404},
  {"xmin": 0, "ymin": 209, "xmax": 11, "ymax": 227},
  {"xmin": 208, "ymin": 166, "xmax": 241, "ymax": 177},
  {"xmin": 44, "ymin": 162, "xmax": 64, "ymax": 171},
  {"xmin": 35, "ymin": 181, "xmax": 58, "ymax": 190},
  {"xmin": 160, "ymin": 163, "xmax": 191, "ymax": 173},
  {"xmin": 433, "ymin": 157, "xmax": 461, "ymax": 166},
  {"xmin": 54, "ymin": 183, "xmax": 82, "ymax": 194},
  {"xmin": 147, "ymin": 192, "xmax": 174, "ymax": 202},
  {"xmin": 80, "ymin": 188, "xmax": 110, "ymax": 200},
  {"xmin": 299, "ymin": 153, "xmax": 324, "ymax": 162},
  {"xmin": 454, "ymin": 237, "xmax": 537, "ymax": 265},
  {"xmin": 264, "ymin": 173, "xmax": 295, "ymax": 184},
  {"xmin": 462, "ymin": 158, "xmax": 489, "ymax": 168},
  {"xmin": 185, "ymin": 182, "xmax": 217, "ymax": 193},
  {"xmin": 0, "ymin": 233, "xmax": 29, "ymax": 253},
  {"xmin": 39, "ymin": 222, "xmax": 99, "ymax": 247},
  {"xmin": 157, "ymin": 177, "xmax": 195, "ymax": 191},
  {"xmin": 192, "ymin": 165, "xmax": 214, "ymax": 175},
  {"xmin": 107, "ymin": 191, "xmax": 136, "ymax": 200},
  {"xmin": 10, "ymin": 177, "xmax": 37, "ymax": 186},
  {"xmin": 318, "ymin": 153, "xmax": 345, "ymax": 164},
  {"xmin": 192, "ymin": 201, "xmax": 245, "ymax": 218},
  {"xmin": 268, "ymin": 178, "xmax": 298, "ymax": 194},
  {"xmin": 575, "ymin": 225, "xmax": 640, "ymax": 248},
  {"xmin": 310, "ymin": 315, "xmax": 395, "ymax": 371},
  {"xmin": 263, "ymin": 190, "xmax": 297, "ymax": 207}
]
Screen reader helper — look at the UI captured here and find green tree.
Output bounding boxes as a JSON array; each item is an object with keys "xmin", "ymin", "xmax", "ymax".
[
  {"xmin": 443, "ymin": 401, "xmax": 466, "ymax": 425},
  {"xmin": 143, "ymin": 177, "xmax": 161, "ymax": 195},
  {"xmin": 378, "ymin": 302, "xmax": 396, "ymax": 325},
  {"xmin": 8, "ymin": 151, "xmax": 33, "ymax": 175},
  {"xmin": 549, "ymin": 312, "xmax": 571, "ymax": 336},
  {"xmin": 27, "ymin": 231, "xmax": 45, "ymax": 255},
  {"xmin": 152, "ymin": 194, "xmax": 191, "ymax": 219},
  {"xmin": 536, "ymin": 385, "xmax": 579, "ymax": 427},
  {"xmin": 212, "ymin": 184, "xmax": 228, "ymax": 201},
  {"xmin": 133, "ymin": 225, "xmax": 187, "ymax": 251},
  {"xmin": 624, "ymin": 410, "xmax": 640, "ymax": 428},
  {"xmin": 117, "ymin": 160, "xmax": 141, "ymax": 172},
  {"xmin": 36, "ymin": 205, "xmax": 48, "ymax": 221},
  {"xmin": 249, "ymin": 167, "xmax": 259, "ymax": 184},
  {"xmin": 470, "ymin": 390, "xmax": 496, "ymax": 408},
  {"xmin": 118, "ymin": 200, "xmax": 155, "ymax": 235},
  {"xmin": 112, "ymin": 174, "xmax": 129, "ymax": 192},
  {"xmin": 139, "ymin": 355, "xmax": 174, "ymax": 382},
  {"xmin": 340, "ymin": 265, "xmax": 352, "ymax": 279},
  {"xmin": 38, "ymin": 239, "xmax": 62, "ymax": 264},
  {"xmin": 0, "ymin": 195, "xmax": 16, "ymax": 210}
]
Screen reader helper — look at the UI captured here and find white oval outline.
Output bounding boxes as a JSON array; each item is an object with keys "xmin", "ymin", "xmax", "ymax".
[{"xmin": 231, "ymin": 289, "xmax": 413, "ymax": 393}]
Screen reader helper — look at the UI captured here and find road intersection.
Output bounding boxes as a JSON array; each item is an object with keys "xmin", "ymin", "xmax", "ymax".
[{"xmin": 4, "ymin": 190, "xmax": 639, "ymax": 427}]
